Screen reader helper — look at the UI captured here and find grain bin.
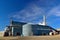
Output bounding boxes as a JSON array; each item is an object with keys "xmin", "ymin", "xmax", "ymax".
[{"xmin": 22, "ymin": 24, "xmax": 32, "ymax": 36}]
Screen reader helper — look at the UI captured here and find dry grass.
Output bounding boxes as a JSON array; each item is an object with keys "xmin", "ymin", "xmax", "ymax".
[
  {"xmin": 0, "ymin": 36, "xmax": 22, "ymax": 40},
  {"xmin": 22, "ymin": 35, "xmax": 60, "ymax": 40},
  {"xmin": 0, "ymin": 35, "xmax": 60, "ymax": 40}
]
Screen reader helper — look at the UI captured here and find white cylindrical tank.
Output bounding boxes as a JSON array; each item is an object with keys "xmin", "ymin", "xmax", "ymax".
[{"xmin": 22, "ymin": 24, "xmax": 32, "ymax": 36}]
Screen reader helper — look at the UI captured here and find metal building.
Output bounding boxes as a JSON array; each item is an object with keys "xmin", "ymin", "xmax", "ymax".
[
  {"xmin": 4, "ymin": 15, "xmax": 57, "ymax": 36},
  {"xmin": 4, "ymin": 20, "xmax": 26, "ymax": 36},
  {"xmin": 4, "ymin": 20, "xmax": 57, "ymax": 36}
]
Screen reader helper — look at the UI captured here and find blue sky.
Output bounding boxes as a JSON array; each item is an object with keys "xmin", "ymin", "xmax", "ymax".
[{"xmin": 0, "ymin": 0, "xmax": 60, "ymax": 31}]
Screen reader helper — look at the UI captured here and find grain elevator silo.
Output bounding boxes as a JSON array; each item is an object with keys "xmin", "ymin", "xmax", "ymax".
[
  {"xmin": 39, "ymin": 15, "xmax": 46, "ymax": 25},
  {"xmin": 22, "ymin": 23, "xmax": 32, "ymax": 36}
]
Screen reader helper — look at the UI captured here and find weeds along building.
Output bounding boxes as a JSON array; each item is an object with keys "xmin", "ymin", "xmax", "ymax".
[{"xmin": 4, "ymin": 16, "xmax": 58, "ymax": 36}]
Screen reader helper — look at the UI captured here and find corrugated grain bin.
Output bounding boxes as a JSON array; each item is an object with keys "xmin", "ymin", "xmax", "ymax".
[{"xmin": 22, "ymin": 24, "xmax": 32, "ymax": 36}]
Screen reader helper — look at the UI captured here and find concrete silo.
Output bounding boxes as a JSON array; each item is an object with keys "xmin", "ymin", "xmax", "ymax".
[{"xmin": 22, "ymin": 24, "xmax": 32, "ymax": 36}]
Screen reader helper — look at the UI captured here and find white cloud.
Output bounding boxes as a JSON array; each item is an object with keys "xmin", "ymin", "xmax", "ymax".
[
  {"xmin": 10, "ymin": 0, "xmax": 60, "ymax": 23},
  {"xmin": 12, "ymin": 4, "xmax": 45, "ymax": 23},
  {"xmin": 48, "ymin": 5, "xmax": 60, "ymax": 17}
]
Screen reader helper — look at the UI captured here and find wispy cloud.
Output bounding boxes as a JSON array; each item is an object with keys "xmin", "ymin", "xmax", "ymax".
[
  {"xmin": 12, "ymin": 4, "xmax": 45, "ymax": 23},
  {"xmin": 48, "ymin": 5, "xmax": 60, "ymax": 17},
  {"xmin": 10, "ymin": 0, "xmax": 60, "ymax": 23}
]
